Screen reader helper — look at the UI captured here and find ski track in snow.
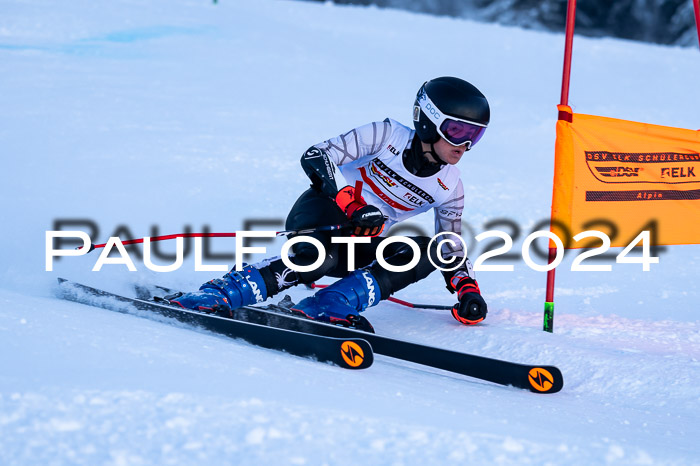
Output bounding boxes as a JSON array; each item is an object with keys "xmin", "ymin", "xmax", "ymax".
[
  {"xmin": 1, "ymin": 288, "xmax": 698, "ymax": 464},
  {"xmin": 0, "ymin": 391, "xmax": 669, "ymax": 465},
  {"xmin": 1, "ymin": 0, "xmax": 699, "ymax": 463}
]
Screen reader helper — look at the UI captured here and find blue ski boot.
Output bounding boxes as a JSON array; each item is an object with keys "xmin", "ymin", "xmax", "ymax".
[
  {"xmin": 291, "ymin": 269, "xmax": 379, "ymax": 332},
  {"xmin": 168, "ymin": 265, "xmax": 267, "ymax": 314}
]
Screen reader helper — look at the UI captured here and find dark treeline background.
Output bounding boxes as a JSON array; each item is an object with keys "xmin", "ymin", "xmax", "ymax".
[{"xmin": 305, "ymin": 0, "xmax": 698, "ymax": 47}]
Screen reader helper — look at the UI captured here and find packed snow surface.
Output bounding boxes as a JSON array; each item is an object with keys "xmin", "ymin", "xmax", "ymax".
[{"xmin": 1, "ymin": 0, "xmax": 699, "ymax": 464}]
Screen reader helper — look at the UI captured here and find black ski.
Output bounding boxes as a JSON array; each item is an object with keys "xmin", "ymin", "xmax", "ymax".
[
  {"xmin": 56, "ymin": 278, "xmax": 373, "ymax": 370},
  {"xmin": 136, "ymin": 282, "xmax": 564, "ymax": 394},
  {"xmin": 234, "ymin": 304, "xmax": 563, "ymax": 393}
]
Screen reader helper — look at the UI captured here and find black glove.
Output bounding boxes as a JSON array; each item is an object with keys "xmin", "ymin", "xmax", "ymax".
[
  {"xmin": 335, "ymin": 183, "xmax": 385, "ymax": 237},
  {"xmin": 349, "ymin": 205, "xmax": 385, "ymax": 237},
  {"xmin": 450, "ymin": 277, "xmax": 487, "ymax": 325}
]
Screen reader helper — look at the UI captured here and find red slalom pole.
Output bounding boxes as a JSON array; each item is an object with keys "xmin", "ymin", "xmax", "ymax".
[
  {"xmin": 694, "ymin": 0, "xmax": 700, "ymax": 50},
  {"xmin": 559, "ymin": 0, "xmax": 577, "ymax": 108},
  {"xmin": 544, "ymin": 0, "xmax": 577, "ymax": 333},
  {"xmin": 309, "ymin": 283, "xmax": 453, "ymax": 310}
]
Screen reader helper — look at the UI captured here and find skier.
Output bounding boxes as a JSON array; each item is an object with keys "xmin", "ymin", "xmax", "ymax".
[{"xmin": 169, "ymin": 77, "xmax": 490, "ymax": 330}]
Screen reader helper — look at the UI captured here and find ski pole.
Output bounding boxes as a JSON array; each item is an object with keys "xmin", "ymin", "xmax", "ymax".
[
  {"xmin": 77, "ymin": 224, "xmax": 347, "ymax": 252},
  {"xmin": 309, "ymin": 283, "xmax": 453, "ymax": 311},
  {"xmin": 81, "ymin": 181, "xmax": 370, "ymax": 252}
]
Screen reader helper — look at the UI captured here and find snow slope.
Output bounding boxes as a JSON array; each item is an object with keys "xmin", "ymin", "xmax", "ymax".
[{"xmin": 1, "ymin": 0, "xmax": 699, "ymax": 464}]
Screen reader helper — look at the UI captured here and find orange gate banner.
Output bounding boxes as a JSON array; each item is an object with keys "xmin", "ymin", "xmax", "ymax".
[{"xmin": 551, "ymin": 105, "xmax": 700, "ymax": 247}]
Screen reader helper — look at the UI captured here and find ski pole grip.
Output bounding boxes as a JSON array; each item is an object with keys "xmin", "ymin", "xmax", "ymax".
[
  {"xmin": 335, "ymin": 181, "xmax": 367, "ymax": 218},
  {"xmin": 354, "ymin": 180, "xmax": 364, "ymax": 202}
]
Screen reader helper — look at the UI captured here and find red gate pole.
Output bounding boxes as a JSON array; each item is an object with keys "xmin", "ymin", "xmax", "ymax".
[
  {"xmin": 544, "ymin": 0, "xmax": 577, "ymax": 333},
  {"xmin": 559, "ymin": 0, "xmax": 577, "ymax": 107},
  {"xmin": 693, "ymin": 0, "xmax": 700, "ymax": 49}
]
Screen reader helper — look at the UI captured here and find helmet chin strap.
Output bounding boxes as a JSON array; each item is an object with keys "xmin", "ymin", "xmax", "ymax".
[{"xmin": 422, "ymin": 143, "xmax": 446, "ymax": 166}]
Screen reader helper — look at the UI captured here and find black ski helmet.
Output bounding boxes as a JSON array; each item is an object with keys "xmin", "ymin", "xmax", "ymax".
[{"xmin": 412, "ymin": 77, "xmax": 490, "ymax": 149}]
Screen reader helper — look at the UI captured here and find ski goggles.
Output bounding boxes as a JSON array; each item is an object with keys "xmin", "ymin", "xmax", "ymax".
[{"xmin": 415, "ymin": 86, "xmax": 487, "ymax": 148}]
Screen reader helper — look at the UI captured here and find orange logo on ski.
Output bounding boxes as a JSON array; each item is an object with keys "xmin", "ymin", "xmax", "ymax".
[
  {"xmin": 340, "ymin": 341, "xmax": 364, "ymax": 367},
  {"xmin": 528, "ymin": 368, "xmax": 554, "ymax": 392}
]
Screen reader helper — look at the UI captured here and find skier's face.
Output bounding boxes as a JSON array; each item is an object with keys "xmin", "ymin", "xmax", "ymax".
[{"xmin": 433, "ymin": 137, "xmax": 467, "ymax": 165}]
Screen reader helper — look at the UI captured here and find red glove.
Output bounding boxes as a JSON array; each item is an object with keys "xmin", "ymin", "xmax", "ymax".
[
  {"xmin": 450, "ymin": 276, "xmax": 487, "ymax": 325},
  {"xmin": 335, "ymin": 182, "xmax": 385, "ymax": 237}
]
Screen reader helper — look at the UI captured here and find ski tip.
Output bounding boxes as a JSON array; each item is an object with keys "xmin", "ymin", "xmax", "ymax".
[
  {"xmin": 526, "ymin": 366, "xmax": 564, "ymax": 394},
  {"xmin": 338, "ymin": 339, "xmax": 374, "ymax": 370}
]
